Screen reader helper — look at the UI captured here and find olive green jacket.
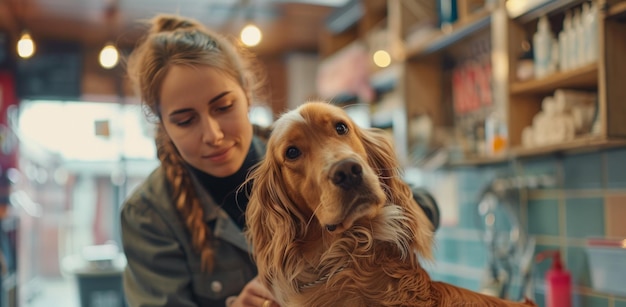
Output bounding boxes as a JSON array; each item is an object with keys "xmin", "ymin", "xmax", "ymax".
[{"xmin": 121, "ymin": 137, "xmax": 265, "ymax": 307}]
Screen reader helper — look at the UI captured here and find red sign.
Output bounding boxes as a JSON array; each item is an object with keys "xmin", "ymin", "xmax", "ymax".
[{"xmin": 0, "ymin": 71, "xmax": 18, "ymax": 170}]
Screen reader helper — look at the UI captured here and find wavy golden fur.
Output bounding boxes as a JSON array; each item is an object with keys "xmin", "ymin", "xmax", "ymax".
[{"xmin": 246, "ymin": 102, "xmax": 536, "ymax": 306}]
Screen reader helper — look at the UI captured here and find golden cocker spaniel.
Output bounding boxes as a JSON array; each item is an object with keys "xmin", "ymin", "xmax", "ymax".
[{"xmin": 245, "ymin": 102, "xmax": 535, "ymax": 307}]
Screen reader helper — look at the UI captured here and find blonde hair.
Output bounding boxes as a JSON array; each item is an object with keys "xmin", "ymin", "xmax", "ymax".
[{"xmin": 126, "ymin": 14, "xmax": 265, "ymax": 272}]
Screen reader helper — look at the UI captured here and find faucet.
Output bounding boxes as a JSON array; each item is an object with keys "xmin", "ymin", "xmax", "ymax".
[{"xmin": 477, "ymin": 174, "xmax": 553, "ymax": 301}]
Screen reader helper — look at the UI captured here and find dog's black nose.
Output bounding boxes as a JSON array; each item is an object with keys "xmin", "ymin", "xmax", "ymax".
[{"xmin": 330, "ymin": 159, "xmax": 363, "ymax": 190}]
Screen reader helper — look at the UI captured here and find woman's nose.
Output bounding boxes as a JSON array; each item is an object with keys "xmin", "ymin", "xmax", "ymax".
[{"xmin": 202, "ymin": 117, "xmax": 224, "ymax": 145}]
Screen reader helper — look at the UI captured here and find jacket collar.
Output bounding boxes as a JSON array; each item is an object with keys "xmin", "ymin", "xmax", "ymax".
[{"xmin": 185, "ymin": 136, "xmax": 266, "ymax": 253}]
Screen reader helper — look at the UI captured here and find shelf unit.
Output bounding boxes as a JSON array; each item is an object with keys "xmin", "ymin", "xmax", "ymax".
[
  {"xmin": 395, "ymin": 1, "xmax": 502, "ymax": 167},
  {"xmin": 506, "ymin": 0, "xmax": 626, "ymax": 153},
  {"xmin": 404, "ymin": 9, "xmax": 493, "ymax": 59},
  {"xmin": 509, "ymin": 62, "xmax": 598, "ymax": 95},
  {"xmin": 318, "ymin": 0, "xmax": 626, "ymax": 168},
  {"xmin": 510, "ymin": 134, "xmax": 626, "ymax": 157},
  {"xmin": 608, "ymin": 0, "xmax": 626, "ymax": 18}
]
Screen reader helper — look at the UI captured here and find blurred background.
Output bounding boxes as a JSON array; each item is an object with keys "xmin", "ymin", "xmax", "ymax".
[
  {"xmin": 1, "ymin": 1, "xmax": 347, "ymax": 306},
  {"xmin": 1, "ymin": 0, "xmax": 626, "ymax": 306}
]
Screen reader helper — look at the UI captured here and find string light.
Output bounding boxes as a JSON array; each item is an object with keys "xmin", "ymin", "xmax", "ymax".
[
  {"xmin": 240, "ymin": 24, "xmax": 262, "ymax": 47},
  {"xmin": 17, "ymin": 30, "xmax": 35, "ymax": 59},
  {"xmin": 99, "ymin": 42, "xmax": 119, "ymax": 69}
]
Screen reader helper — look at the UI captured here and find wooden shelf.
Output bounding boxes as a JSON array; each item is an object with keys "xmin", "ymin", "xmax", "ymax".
[
  {"xmin": 608, "ymin": 1, "xmax": 626, "ymax": 19},
  {"xmin": 447, "ymin": 154, "xmax": 509, "ymax": 167},
  {"xmin": 405, "ymin": 10, "xmax": 492, "ymax": 59},
  {"xmin": 510, "ymin": 63, "xmax": 598, "ymax": 95},
  {"xmin": 370, "ymin": 64, "xmax": 400, "ymax": 92},
  {"xmin": 509, "ymin": 0, "xmax": 587, "ymax": 24},
  {"xmin": 510, "ymin": 135, "xmax": 626, "ymax": 158},
  {"xmin": 443, "ymin": 136, "xmax": 626, "ymax": 167}
]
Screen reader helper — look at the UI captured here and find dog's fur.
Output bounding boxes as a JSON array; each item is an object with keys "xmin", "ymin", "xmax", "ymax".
[{"xmin": 245, "ymin": 102, "xmax": 535, "ymax": 306}]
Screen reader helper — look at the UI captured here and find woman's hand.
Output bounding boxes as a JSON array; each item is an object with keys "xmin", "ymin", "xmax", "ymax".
[{"xmin": 227, "ymin": 277, "xmax": 279, "ymax": 307}]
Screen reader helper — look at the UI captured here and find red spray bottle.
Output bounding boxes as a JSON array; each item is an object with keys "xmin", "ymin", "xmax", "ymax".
[{"xmin": 536, "ymin": 250, "xmax": 572, "ymax": 307}]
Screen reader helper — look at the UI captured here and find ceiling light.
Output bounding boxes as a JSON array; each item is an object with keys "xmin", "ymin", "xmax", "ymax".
[
  {"xmin": 240, "ymin": 24, "xmax": 262, "ymax": 47},
  {"xmin": 373, "ymin": 50, "xmax": 391, "ymax": 68},
  {"xmin": 99, "ymin": 42, "xmax": 119, "ymax": 69},
  {"xmin": 17, "ymin": 31, "xmax": 35, "ymax": 59}
]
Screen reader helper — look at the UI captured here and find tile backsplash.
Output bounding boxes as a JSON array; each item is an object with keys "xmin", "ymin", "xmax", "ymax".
[{"xmin": 410, "ymin": 146, "xmax": 626, "ymax": 307}]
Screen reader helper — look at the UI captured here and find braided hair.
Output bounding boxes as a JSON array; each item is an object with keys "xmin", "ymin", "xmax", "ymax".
[{"xmin": 126, "ymin": 14, "xmax": 266, "ymax": 272}]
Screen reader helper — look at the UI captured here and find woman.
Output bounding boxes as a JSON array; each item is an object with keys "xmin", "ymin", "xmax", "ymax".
[{"xmin": 120, "ymin": 14, "xmax": 277, "ymax": 307}]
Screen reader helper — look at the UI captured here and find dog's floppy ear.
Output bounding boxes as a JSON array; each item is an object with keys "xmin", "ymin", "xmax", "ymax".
[
  {"xmin": 358, "ymin": 128, "xmax": 402, "ymax": 196},
  {"xmin": 359, "ymin": 127, "xmax": 434, "ymax": 259},
  {"xmin": 245, "ymin": 148, "xmax": 307, "ymax": 287}
]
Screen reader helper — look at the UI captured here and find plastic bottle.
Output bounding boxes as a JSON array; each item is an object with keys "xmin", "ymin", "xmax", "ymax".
[
  {"xmin": 559, "ymin": 11, "xmax": 572, "ymax": 71},
  {"xmin": 484, "ymin": 111, "xmax": 507, "ymax": 156},
  {"xmin": 533, "ymin": 15, "xmax": 553, "ymax": 78},
  {"xmin": 566, "ymin": 10, "xmax": 578, "ymax": 69},
  {"xmin": 548, "ymin": 38, "xmax": 559, "ymax": 75},
  {"xmin": 574, "ymin": 8, "xmax": 585, "ymax": 67},
  {"xmin": 536, "ymin": 250, "xmax": 572, "ymax": 307},
  {"xmin": 587, "ymin": 1, "xmax": 599, "ymax": 62},
  {"xmin": 437, "ymin": 0, "xmax": 458, "ymax": 28},
  {"xmin": 582, "ymin": 2, "xmax": 592, "ymax": 64}
]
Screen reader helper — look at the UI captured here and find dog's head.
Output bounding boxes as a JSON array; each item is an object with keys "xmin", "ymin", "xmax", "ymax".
[
  {"xmin": 247, "ymin": 100, "xmax": 432, "ymax": 248},
  {"xmin": 265, "ymin": 102, "xmax": 390, "ymax": 232}
]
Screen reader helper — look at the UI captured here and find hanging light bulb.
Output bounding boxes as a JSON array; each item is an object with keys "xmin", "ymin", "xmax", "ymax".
[
  {"xmin": 99, "ymin": 42, "xmax": 119, "ymax": 69},
  {"xmin": 240, "ymin": 23, "xmax": 262, "ymax": 47},
  {"xmin": 373, "ymin": 49, "xmax": 391, "ymax": 68},
  {"xmin": 17, "ymin": 30, "xmax": 36, "ymax": 59}
]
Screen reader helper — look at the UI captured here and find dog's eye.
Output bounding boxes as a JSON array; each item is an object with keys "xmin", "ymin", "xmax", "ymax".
[
  {"xmin": 335, "ymin": 122, "xmax": 349, "ymax": 135},
  {"xmin": 285, "ymin": 146, "xmax": 301, "ymax": 160}
]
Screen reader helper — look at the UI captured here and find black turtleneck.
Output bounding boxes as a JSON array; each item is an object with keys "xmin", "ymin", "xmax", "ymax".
[{"xmin": 189, "ymin": 142, "xmax": 260, "ymax": 230}]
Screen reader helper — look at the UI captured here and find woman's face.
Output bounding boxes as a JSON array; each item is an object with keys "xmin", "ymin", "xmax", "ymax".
[{"xmin": 159, "ymin": 65, "xmax": 253, "ymax": 177}]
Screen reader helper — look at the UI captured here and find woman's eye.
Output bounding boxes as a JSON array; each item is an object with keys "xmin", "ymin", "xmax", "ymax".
[
  {"xmin": 176, "ymin": 117, "xmax": 194, "ymax": 126},
  {"xmin": 215, "ymin": 104, "xmax": 233, "ymax": 113},
  {"xmin": 335, "ymin": 122, "xmax": 349, "ymax": 135},
  {"xmin": 285, "ymin": 146, "xmax": 301, "ymax": 160}
]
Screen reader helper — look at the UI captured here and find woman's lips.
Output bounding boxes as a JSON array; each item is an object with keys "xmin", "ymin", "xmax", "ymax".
[{"xmin": 204, "ymin": 146, "xmax": 232, "ymax": 162}]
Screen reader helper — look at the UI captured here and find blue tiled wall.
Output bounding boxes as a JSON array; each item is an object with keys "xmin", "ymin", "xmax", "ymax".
[{"xmin": 414, "ymin": 147, "xmax": 626, "ymax": 307}]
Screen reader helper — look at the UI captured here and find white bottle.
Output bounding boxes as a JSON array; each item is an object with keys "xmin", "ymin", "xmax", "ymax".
[
  {"xmin": 572, "ymin": 9, "xmax": 585, "ymax": 68},
  {"xmin": 587, "ymin": 1, "xmax": 599, "ymax": 62},
  {"xmin": 582, "ymin": 2, "xmax": 592, "ymax": 64},
  {"xmin": 576, "ymin": 7, "xmax": 591, "ymax": 66},
  {"xmin": 549, "ymin": 38, "xmax": 559, "ymax": 75},
  {"xmin": 533, "ymin": 16, "xmax": 553, "ymax": 78},
  {"xmin": 559, "ymin": 11, "xmax": 572, "ymax": 71},
  {"xmin": 567, "ymin": 13, "xmax": 578, "ymax": 69}
]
